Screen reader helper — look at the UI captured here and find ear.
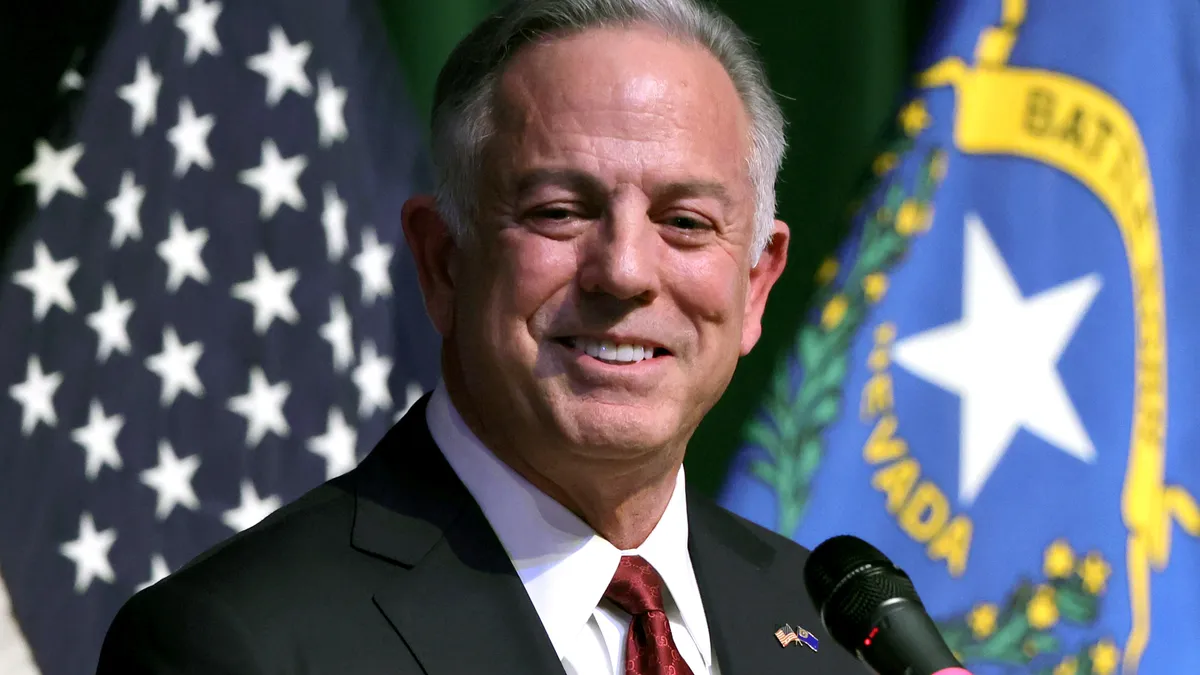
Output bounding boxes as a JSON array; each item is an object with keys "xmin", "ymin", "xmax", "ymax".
[
  {"xmin": 401, "ymin": 195, "xmax": 459, "ymax": 336},
  {"xmin": 740, "ymin": 219, "xmax": 789, "ymax": 355}
]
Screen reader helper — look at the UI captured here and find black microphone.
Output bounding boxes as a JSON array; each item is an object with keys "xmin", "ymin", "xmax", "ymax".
[{"xmin": 803, "ymin": 534, "xmax": 971, "ymax": 675}]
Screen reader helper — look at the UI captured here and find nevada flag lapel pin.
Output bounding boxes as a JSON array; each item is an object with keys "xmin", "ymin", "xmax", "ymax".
[{"xmin": 774, "ymin": 623, "xmax": 820, "ymax": 652}]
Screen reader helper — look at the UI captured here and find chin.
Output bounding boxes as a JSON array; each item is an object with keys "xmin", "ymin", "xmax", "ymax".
[{"xmin": 555, "ymin": 401, "xmax": 682, "ymax": 454}]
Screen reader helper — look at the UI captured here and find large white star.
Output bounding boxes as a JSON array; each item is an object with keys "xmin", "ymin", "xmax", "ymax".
[
  {"xmin": 319, "ymin": 296, "xmax": 354, "ymax": 373},
  {"xmin": 145, "ymin": 326, "xmax": 205, "ymax": 406},
  {"xmin": 221, "ymin": 480, "xmax": 281, "ymax": 532},
  {"xmin": 892, "ymin": 213, "xmax": 1102, "ymax": 505},
  {"xmin": 70, "ymin": 399, "xmax": 125, "ymax": 480},
  {"xmin": 86, "ymin": 283, "xmax": 135, "ymax": 363},
  {"xmin": 106, "ymin": 171, "xmax": 145, "ymax": 249},
  {"xmin": 9, "ymin": 356, "xmax": 63, "ymax": 436},
  {"xmin": 394, "ymin": 382, "xmax": 425, "ymax": 423},
  {"xmin": 353, "ymin": 341, "xmax": 393, "ymax": 418},
  {"xmin": 139, "ymin": 440, "xmax": 201, "ymax": 520},
  {"xmin": 231, "ymin": 253, "xmax": 299, "ymax": 334},
  {"xmin": 175, "ymin": 0, "xmax": 222, "ymax": 64},
  {"xmin": 315, "ymin": 71, "xmax": 348, "ymax": 148},
  {"xmin": 17, "ymin": 140, "xmax": 86, "ymax": 207},
  {"xmin": 136, "ymin": 554, "xmax": 172, "ymax": 592},
  {"xmin": 227, "ymin": 367, "xmax": 291, "ymax": 448},
  {"xmin": 59, "ymin": 513, "xmax": 116, "ymax": 593},
  {"xmin": 321, "ymin": 184, "xmax": 348, "ymax": 262},
  {"xmin": 238, "ymin": 139, "xmax": 307, "ymax": 219},
  {"xmin": 167, "ymin": 98, "xmax": 214, "ymax": 177},
  {"xmin": 117, "ymin": 56, "xmax": 162, "ymax": 136},
  {"xmin": 351, "ymin": 228, "xmax": 394, "ymax": 305},
  {"xmin": 246, "ymin": 26, "xmax": 311, "ymax": 106},
  {"xmin": 13, "ymin": 240, "xmax": 78, "ymax": 320},
  {"xmin": 307, "ymin": 407, "xmax": 358, "ymax": 479},
  {"xmin": 157, "ymin": 211, "xmax": 210, "ymax": 292},
  {"xmin": 140, "ymin": 0, "xmax": 177, "ymax": 23}
]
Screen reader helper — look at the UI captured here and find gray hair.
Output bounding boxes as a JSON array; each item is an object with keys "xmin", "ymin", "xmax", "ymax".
[{"xmin": 430, "ymin": 0, "xmax": 787, "ymax": 264}]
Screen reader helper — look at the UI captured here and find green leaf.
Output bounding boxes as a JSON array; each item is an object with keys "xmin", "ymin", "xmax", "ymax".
[
  {"xmin": 750, "ymin": 458, "xmax": 777, "ymax": 486},
  {"xmin": 1056, "ymin": 586, "xmax": 1099, "ymax": 623},
  {"xmin": 744, "ymin": 420, "xmax": 780, "ymax": 456},
  {"xmin": 809, "ymin": 393, "xmax": 841, "ymax": 428},
  {"xmin": 1023, "ymin": 632, "xmax": 1060, "ymax": 658},
  {"xmin": 821, "ymin": 352, "xmax": 849, "ymax": 392},
  {"xmin": 795, "ymin": 437, "xmax": 824, "ymax": 482},
  {"xmin": 798, "ymin": 327, "xmax": 826, "ymax": 371}
]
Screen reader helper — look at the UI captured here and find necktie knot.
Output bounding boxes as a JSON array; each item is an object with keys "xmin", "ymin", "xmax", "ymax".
[{"xmin": 604, "ymin": 555, "xmax": 667, "ymax": 615}]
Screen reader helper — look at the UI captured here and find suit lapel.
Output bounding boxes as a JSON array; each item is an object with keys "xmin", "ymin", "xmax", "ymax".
[
  {"xmin": 349, "ymin": 396, "xmax": 565, "ymax": 675},
  {"xmin": 688, "ymin": 491, "xmax": 822, "ymax": 675}
]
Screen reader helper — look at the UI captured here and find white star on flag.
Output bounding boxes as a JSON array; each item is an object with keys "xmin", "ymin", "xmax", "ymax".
[
  {"xmin": 17, "ymin": 140, "xmax": 86, "ymax": 207},
  {"xmin": 307, "ymin": 407, "xmax": 358, "ymax": 479},
  {"xmin": 246, "ymin": 26, "xmax": 312, "ymax": 106},
  {"xmin": 351, "ymin": 228, "xmax": 394, "ymax": 304},
  {"xmin": 136, "ymin": 554, "xmax": 172, "ymax": 593},
  {"xmin": 394, "ymin": 382, "xmax": 425, "ymax": 422},
  {"xmin": 175, "ymin": 0, "xmax": 222, "ymax": 64},
  {"xmin": 231, "ymin": 253, "xmax": 300, "ymax": 334},
  {"xmin": 167, "ymin": 98, "xmax": 215, "ymax": 177},
  {"xmin": 315, "ymin": 71, "xmax": 348, "ymax": 147},
  {"xmin": 319, "ymin": 296, "xmax": 355, "ymax": 373},
  {"xmin": 157, "ymin": 212, "xmax": 211, "ymax": 292},
  {"xmin": 221, "ymin": 480, "xmax": 282, "ymax": 533},
  {"xmin": 139, "ymin": 440, "xmax": 202, "ymax": 520},
  {"xmin": 892, "ymin": 213, "xmax": 1102, "ymax": 505},
  {"xmin": 117, "ymin": 56, "xmax": 162, "ymax": 136},
  {"xmin": 353, "ymin": 341, "xmax": 393, "ymax": 418},
  {"xmin": 321, "ymin": 184, "xmax": 349, "ymax": 261},
  {"xmin": 106, "ymin": 170, "xmax": 146, "ymax": 249},
  {"xmin": 140, "ymin": 0, "xmax": 177, "ymax": 23},
  {"xmin": 85, "ymin": 283, "xmax": 136, "ymax": 363},
  {"xmin": 13, "ymin": 240, "xmax": 78, "ymax": 321},
  {"xmin": 227, "ymin": 367, "xmax": 291, "ymax": 447},
  {"xmin": 238, "ymin": 139, "xmax": 307, "ymax": 219},
  {"xmin": 9, "ymin": 356, "xmax": 64, "ymax": 436},
  {"xmin": 59, "ymin": 513, "xmax": 116, "ymax": 593},
  {"xmin": 145, "ymin": 326, "xmax": 206, "ymax": 406},
  {"xmin": 69, "ymin": 400, "xmax": 125, "ymax": 481}
]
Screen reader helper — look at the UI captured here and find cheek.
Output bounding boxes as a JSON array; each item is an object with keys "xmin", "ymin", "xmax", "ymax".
[
  {"xmin": 669, "ymin": 252, "xmax": 743, "ymax": 330},
  {"xmin": 483, "ymin": 234, "xmax": 579, "ymax": 333}
]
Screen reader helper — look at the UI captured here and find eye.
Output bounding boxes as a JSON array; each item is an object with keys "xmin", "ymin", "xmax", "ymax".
[
  {"xmin": 666, "ymin": 215, "xmax": 711, "ymax": 230},
  {"xmin": 533, "ymin": 207, "xmax": 576, "ymax": 221}
]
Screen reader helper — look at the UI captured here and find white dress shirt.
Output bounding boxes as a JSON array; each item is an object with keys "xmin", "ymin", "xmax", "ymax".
[{"xmin": 426, "ymin": 380, "xmax": 720, "ymax": 675}]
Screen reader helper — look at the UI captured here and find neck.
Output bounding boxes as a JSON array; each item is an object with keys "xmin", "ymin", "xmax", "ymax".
[{"xmin": 441, "ymin": 356, "xmax": 685, "ymax": 550}]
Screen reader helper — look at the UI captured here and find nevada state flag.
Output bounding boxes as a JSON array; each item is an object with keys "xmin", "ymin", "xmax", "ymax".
[{"xmin": 719, "ymin": 1, "xmax": 1200, "ymax": 673}]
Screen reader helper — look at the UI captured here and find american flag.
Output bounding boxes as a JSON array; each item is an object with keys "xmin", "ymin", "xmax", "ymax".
[{"xmin": 0, "ymin": 0, "xmax": 441, "ymax": 672}]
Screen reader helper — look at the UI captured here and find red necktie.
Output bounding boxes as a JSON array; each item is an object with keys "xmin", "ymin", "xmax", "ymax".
[{"xmin": 604, "ymin": 555, "xmax": 696, "ymax": 675}]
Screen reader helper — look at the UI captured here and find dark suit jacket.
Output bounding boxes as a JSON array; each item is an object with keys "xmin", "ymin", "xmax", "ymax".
[{"xmin": 96, "ymin": 397, "xmax": 864, "ymax": 674}]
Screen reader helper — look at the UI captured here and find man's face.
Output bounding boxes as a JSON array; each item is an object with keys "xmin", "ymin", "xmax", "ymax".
[{"xmin": 413, "ymin": 26, "xmax": 788, "ymax": 459}]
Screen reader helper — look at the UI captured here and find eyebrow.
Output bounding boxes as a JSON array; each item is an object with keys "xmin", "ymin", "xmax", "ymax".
[{"xmin": 514, "ymin": 168, "xmax": 734, "ymax": 207}]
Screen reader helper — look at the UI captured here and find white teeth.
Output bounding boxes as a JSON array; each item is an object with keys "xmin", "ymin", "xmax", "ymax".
[{"xmin": 572, "ymin": 338, "xmax": 657, "ymax": 363}]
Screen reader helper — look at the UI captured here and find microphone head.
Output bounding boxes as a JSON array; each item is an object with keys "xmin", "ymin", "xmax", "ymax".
[{"xmin": 803, "ymin": 534, "xmax": 924, "ymax": 647}]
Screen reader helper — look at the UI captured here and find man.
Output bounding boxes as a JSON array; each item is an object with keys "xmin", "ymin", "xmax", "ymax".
[{"xmin": 96, "ymin": 0, "xmax": 865, "ymax": 672}]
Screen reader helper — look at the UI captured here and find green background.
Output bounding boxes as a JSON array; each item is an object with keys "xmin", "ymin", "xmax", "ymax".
[{"xmin": 379, "ymin": 0, "xmax": 937, "ymax": 497}]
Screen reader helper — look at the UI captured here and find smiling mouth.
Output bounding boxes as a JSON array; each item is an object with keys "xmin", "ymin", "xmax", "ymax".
[{"xmin": 555, "ymin": 337, "xmax": 671, "ymax": 364}]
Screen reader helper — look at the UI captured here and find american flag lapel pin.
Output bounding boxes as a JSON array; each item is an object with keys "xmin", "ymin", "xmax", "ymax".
[{"xmin": 774, "ymin": 623, "xmax": 819, "ymax": 653}]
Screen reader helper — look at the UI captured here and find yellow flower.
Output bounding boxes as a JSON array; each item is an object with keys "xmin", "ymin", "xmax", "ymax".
[
  {"xmin": 1043, "ymin": 539, "xmax": 1076, "ymax": 579},
  {"xmin": 931, "ymin": 150, "xmax": 949, "ymax": 182},
  {"xmin": 967, "ymin": 602, "xmax": 998, "ymax": 638},
  {"xmin": 899, "ymin": 99, "xmax": 932, "ymax": 136},
  {"xmin": 821, "ymin": 295, "xmax": 848, "ymax": 330},
  {"xmin": 815, "ymin": 258, "xmax": 839, "ymax": 285},
  {"xmin": 1026, "ymin": 585, "xmax": 1059, "ymax": 630},
  {"xmin": 1053, "ymin": 656, "xmax": 1079, "ymax": 675},
  {"xmin": 1090, "ymin": 639, "xmax": 1120, "ymax": 675},
  {"xmin": 873, "ymin": 152, "xmax": 898, "ymax": 176},
  {"xmin": 1079, "ymin": 552, "xmax": 1112, "ymax": 594},
  {"xmin": 874, "ymin": 322, "xmax": 897, "ymax": 345},
  {"xmin": 895, "ymin": 200, "xmax": 931, "ymax": 236},
  {"xmin": 863, "ymin": 273, "xmax": 889, "ymax": 303}
]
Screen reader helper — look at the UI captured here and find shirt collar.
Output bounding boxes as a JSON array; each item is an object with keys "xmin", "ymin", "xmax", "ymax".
[{"xmin": 425, "ymin": 380, "xmax": 712, "ymax": 666}]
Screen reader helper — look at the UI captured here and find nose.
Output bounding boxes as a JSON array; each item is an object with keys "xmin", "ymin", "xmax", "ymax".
[{"xmin": 577, "ymin": 200, "xmax": 659, "ymax": 304}]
